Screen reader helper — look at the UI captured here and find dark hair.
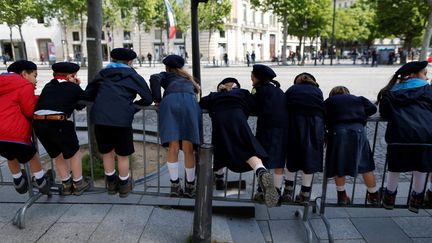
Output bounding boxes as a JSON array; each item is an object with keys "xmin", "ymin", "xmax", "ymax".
[
  {"xmin": 329, "ymin": 86, "xmax": 350, "ymax": 97},
  {"xmin": 376, "ymin": 74, "xmax": 399, "ymax": 104},
  {"xmin": 294, "ymin": 72, "xmax": 318, "ymax": 87}
]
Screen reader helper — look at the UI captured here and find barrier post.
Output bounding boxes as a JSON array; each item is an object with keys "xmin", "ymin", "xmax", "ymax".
[{"xmin": 192, "ymin": 144, "xmax": 213, "ymax": 243}]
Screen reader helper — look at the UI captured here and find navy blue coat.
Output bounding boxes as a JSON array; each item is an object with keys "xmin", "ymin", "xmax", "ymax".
[
  {"xmin": 380, "ymin": 84, "xmax": 432, "ymax": 172},
  {"xmin": 150, "ymin": 72, "xmax": 196, "ymax": 102},
  {"xmin": 84, "ymin": 67, "xmax": 152, "ymax": 127},
  {"xmin": 200, "ymin": 89, "xmax": 268, "ymax": 173}
]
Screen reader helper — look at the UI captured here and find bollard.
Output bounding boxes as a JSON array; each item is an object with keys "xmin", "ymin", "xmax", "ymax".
[{"xmin": 192, "ymin": 144, "xmax": 213, "ymax": 243}]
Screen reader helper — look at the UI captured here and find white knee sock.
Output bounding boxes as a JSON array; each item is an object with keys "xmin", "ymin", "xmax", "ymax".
[
  {"xmin": 12, "ymin": 171, "xmax": 23, "ymax": 179},
  {"xmin": 253, "ymin": 164, "xmax": 265, "ymax": 173},
  {"xmin": 273, "ymin": 173, "xmax": 283, "ymax": 189},
  {"xmin": 302, "ymin": 173, "xmax": 313, "ymax": 187},
  {"xmin": 386, "ymin": 172, "xmax": 400, "ymax": 192},
  {"xmin": 119, "ymin": 173, "xmax": 130, "ymax": 181},
  {"xmin": 285, "ymin": 169, "xmax": 296, "ymax": 182},
  {"xmin": 167, "ymin": 162, "xmax": 179, "ymax": 181},
  {"xmin": 336, "ymin": 185, "xmax": 345, "ymax": 192},
  {"xmin": 412, "ymin": 171, "xmax": 427, "ymax": 193},
  {"xmin": 33, "ymin": 170, "xmax": 45, "ymax": 180},
  {"xmin": 185, "ymin": 167, "xmax": 196, "ymax": 183}
]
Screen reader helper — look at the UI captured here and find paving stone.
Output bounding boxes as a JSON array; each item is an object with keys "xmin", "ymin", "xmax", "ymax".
[
  {"xmin": 88, "ymin": 205, "xmax": 153, "ymax": 243},
  {"xmin": 41, "ymin": 191, "xmax": 143, "ymax": 205},
  {"xmin": 0, "ymin": 204, "xmax": 70, "ymax": 243},
  {"xmin": 254, "ymin": 204, "xmax": 269, "ymax": 220},
  {"xmin": 138, "ymin": 207, "xmax": 194, "ymax": 242},
  {"xmin": 257, "ymin": 220, "xmax": 272, "ymax": 243},
  {"xmin": 0, "ymin": 185, "xmax": 33, "ymax": 203},
  {"xmin": 393, "ymin": 217, "xmax": 432, "ymax": 238},
  {"xmin": 58, "ymin": 204, "xmax": 111, "ymax": 223},
  {"xmin": 269, "ymin": 219, "xmax": 319, "ymax": 243},
  {"xmin": 320, "ymin": 240, "xmax": 366, "ymax": 243},
  {"xmin": 0, "ymin": 203, "xmax": 21, "ymax": 222},
  {"xmin": 267, "ymin": 205, "xmax": 305, "ymax": 220},
  {"xmin": 345, "ymin": 207, "xmax": 429, "ymax": 218},
  {"xmin": 0, "ymin": 222, "xmax": 5, "ymax": 230},
  {"xmin": 139, "ymin": 194, "xmax": 180, "ymax": 206},
  {"xmin": 310, "ymin": 218, "xmax": 362, "ymax": 240},
  {"xmin": 38, "ymin": 222, "xmax": 98, "ymax": 243},
  {"xmin": 211, "ymin": 215, "xmax": 234, "ymax": 242},
  {"xmin": 412, "ymin": 238, "xmax": 432, "ymax": 243},
  {"xmin": 227, "ymin": 217, "xmax": 265, "ymax": 243},
  {"xmin": 312, "ymin": 207, "xmax": 349, "ymax": 219},
  {"xmin": 351, "ymin": 218, "xmax": 412, "ymax": 243}
]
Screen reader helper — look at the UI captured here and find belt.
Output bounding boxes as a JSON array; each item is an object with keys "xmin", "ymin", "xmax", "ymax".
[{"xmin": 33, "ymin": 114, "xmax": 66, "ymax": 121}]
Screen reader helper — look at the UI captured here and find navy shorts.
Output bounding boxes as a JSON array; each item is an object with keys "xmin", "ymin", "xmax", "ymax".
[
  {"xmin": 94, "ymin": 125, "xmax": 134, "ymax": 156},
  {"xmin": 34, "ymin": 120, "xmax": 80, "ymax": 159},
  {"xmin": 0, "ymin": 141, "xmax": 36, "ymax": 164}
]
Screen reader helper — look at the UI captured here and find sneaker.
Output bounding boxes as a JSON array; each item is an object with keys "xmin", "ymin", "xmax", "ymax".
[
  {"xmin": 170, "ymin": 181, "xmax": 183, "ymax": 197},
  {"xmin": 59, "ymin": 178, "xmax": 73, "ymax": 196},
  {"xmin": 34, "ymin": 170, "xmax": 54, "ymax": 195},
  {"xmin": 295, "ymin": 191, "xmax": 311, "ymax": 204},
  {"xmin": 408, "ymin": 191, "xmax": 424, "ymax": 214},
  {"xmin": 184, "ymin": 182, "xmax": 196, "ymax": 198},
  {"xmin": 281, "ymin": 185, "xmax": 294, "ymax": 203},
  {"xmin": 257, "ymin": 170, "xmax": 279, "ymax": 207},
  {"xmin": 105, "ymin": 175, "xmax": 119, "ymax": 194},
  {"xmin": 382, "ymin": 188, "xmax": 397, "ymax": 210},
  {"xmin": 118, "ymin": 179, "xmax": 133, "ymax": 198},
  {"xmin": 72, "ymin": 177, "xmax": 91, "ymax": 196},
  {"xmin": 14, "ymin": 169, "xmax": 29, "ymax": 194},
  {"xmin": 367, "ymin": 191, "xmax": 380, "ymax": 205},
  {"xmin": 253, "ymin": 187, "xmax": 265, "ymax": 204},
  {"xmin": 424, "ymin": 190, "xmax": 432, "ymax": 207},
  {"xmin": 337, "ymin": 190, "xmax": 351, "ymax": 205}
]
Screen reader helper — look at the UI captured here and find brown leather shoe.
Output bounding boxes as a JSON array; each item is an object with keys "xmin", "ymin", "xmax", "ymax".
[
  {"xmin": 72, "ymin": 177, "xmax": 91, "ymax": 196},
  {"xmin": 105, "ymin": 175, "xmax": 119, "ymax": 195},
  {"xmin": 119, "ymin": 179, "xmax": 133, "ymax": 198},
  {"xmin": 337, "ymin": 190, "xmax": 351, "ymax": 205}
]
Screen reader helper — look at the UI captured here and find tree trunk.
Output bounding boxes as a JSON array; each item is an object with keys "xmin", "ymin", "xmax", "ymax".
[
  {"xmin": 17, "ymin": 25, "xmax": 27, "ymax": 60},
  {"xmin": 8, "ymin": 25, "xmax": 15, "ymax": 61},
  {"xmin": 208, "ymin": 30, "xmax": 212, "ymax": 64},
  {"xmin": 63, "ymin": 25, "xmax": 70, "ymax": 61},
  {"xmin": 139, "ymin": 24, "xmax": 142, "ymax": 67},
  {"xmin": 420, "ymin": 0, "xmax": 432, "ymax": 61},
  {"xmin": 80, "ymin": 12, "xmax": 85, "ymax": 67},
  {"xmin": 281, "ymin": 16, "xmax": 288, "ymax": 65},
  {"xmin": 86, "ymin": 0, "xmax": 103, "ymax": 162}
]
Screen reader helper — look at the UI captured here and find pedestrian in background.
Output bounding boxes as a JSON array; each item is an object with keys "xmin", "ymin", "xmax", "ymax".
[
  {"xmin": 150, "ymin": 54, "xmax": 201, "ymax": 198},
  {"xmin": 377, "ymin": 61, "xmax": 432, "ymax": 213}
]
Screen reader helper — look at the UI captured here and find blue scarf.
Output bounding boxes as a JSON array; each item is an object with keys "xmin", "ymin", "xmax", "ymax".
[
  {"xmin": 105, "ymin": 62, "xmax": 131, "ymax": 69},
  {"xmin": 391, "ymin": 78, "xmax": 428, "ymax": 91}
]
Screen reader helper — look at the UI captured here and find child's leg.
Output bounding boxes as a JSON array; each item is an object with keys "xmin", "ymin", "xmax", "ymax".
[
  {"xmin": 55, "ymin": 154, "xmax": 70, "ymax": 181},
  {"xmin": 247, "ymin": 156, "xmax": 278, "ymax": 207},
  {"xmin": 335, "ymin": 176, "xmax": 346, "ymax": 191},
  {"xmin": 28, "ymin": 153, "xmax": 43, "ymax": 175},
  {"xmin": 182, "ymin": 140, "xmax": 195, "ymax": 183},
  {"xmin": 412, "ymin": 171, "xmax": 427, "ymax": 193},
  {"xmin": 70, "ymin": 150, "xmax": 83, "ymax": 181},
  {"xmin": 386, "ymin": 171, "xmax": 400, "ymax": 192},
  {"xmin": 285, "ymin": 168, "xmax": 295, "ymax": 187},
  {"xmin": 7, "ymin": 159, "xmax": 20, "ymax": 174},
  {"xmin": 117, "ymin": 155, "xmax": 130, "ymax": 179},
  {"xmin": 273, "ymin": 168, "xmax": 284, "ymax": 189},
  {"xmin": 246, "ymin": 156, "xmax": 265, "ymax": 174},
  {"xmin": 167, "ymin": 141, "xmax": 180, "ymax": 182},
  {"xmin": 362, "ymin": 171, "xmax": 377, "ymax": 193},
  {"xmin": 102, "ymin": 150, "xmax": 116, "ymax": 175}
]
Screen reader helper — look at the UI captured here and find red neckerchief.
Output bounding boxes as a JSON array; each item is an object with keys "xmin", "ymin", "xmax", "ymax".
[{"xmin": 54, "ymin": 75, "xmax": 70, "ymax": 82}]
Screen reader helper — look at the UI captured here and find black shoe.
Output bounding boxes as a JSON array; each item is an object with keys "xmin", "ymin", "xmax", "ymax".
[
  {"xmin": 118, "ymin": 179, "xmax": 133, "ymax": 198},
  {"xmin": 337, "ymin": 190, "xmax": 351, "ymax": 205},
  {"xmin": 408, "ymin": 191, "xmax": 424, "ymax": 214},
  {"xmin": 170, "ymin": 181, "xmax": 183, "ymax": 197},
  {"xmin": 184, "ymin": 182, "xmax": 196, "ymax": 198},
  {"xmin": 14, "ymin": 169, "xmax": 28, "ymax": 194},
  {"xmin": 215, "ymin": 178, "xmax": 225, "ymax": 190},
  {"xmin": 59, "ymin": 178, "xmax": 73, "ymax": 196},
  {"xmin": 382, "ymin": 188, "xmax": 397, "ymax": 210},
  {"xmin": 105, "ymin": 175, "xmax": 119, "ymax": 195},
  {"xmin": 257, "ymin": 170, "xmax": 279, "ymax": 207},
  {"xmin": 253, "ymin": 187, "xmax": 265, "ymax": 204},
  {"xmin": 295, "ymin": 191, "xmax": 311, "ymax": 204},
  {"xmin": 281, "ymin": 185, "xmax": 294, "ymax": 203},
  {"xmin": 72, "ymin": 177, "xmax": 91, "ymax": 196},
  {"xmin": 34, "ymin": 170, "xmax": 54, "ymax": 195}
]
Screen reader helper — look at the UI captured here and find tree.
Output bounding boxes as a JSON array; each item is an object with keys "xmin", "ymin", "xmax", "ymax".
[
  {"xmin": 173, "ymin": 0, "xmax": 191, "ymax": 56},
  {"xmin": 376, "ymin": 0, "xmax": 429, "ymax": 51},
  {"xmin": 152, "ymin": 0, "xmax": 168, "ymax": 58},
  {"xmin": 198, "ymin": 0, "xmax": 231, "ymax": 62},
  {"xmin": 420, "ymin": 0, "xmax": 432, "ymax": 61},
  {"xmin": 134, "ymin": 0, "xmax": 156, "ymax": 65}
]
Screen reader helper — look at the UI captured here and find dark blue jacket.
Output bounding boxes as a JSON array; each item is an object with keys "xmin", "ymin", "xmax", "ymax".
[
  {"xmin": 150, "ymin": 72, "xmax": 196, "ymax": 102},
  {"xmin": 285, "ymin": 83, "xmax": 325, "ymax": 117},
  {"xmin": 325, "ymin": 94, "xmax": 376, "ymax": 128},
  {"xmin": 84, "ymin": 67, "xmax": 152, "ymax": 127},
  {"xmin": 200, "ymin": 88, "xmax": 255, "ymax": 116},
  {"xmin": 380, "ymin": 84, "xmax": 432, "ymax": 143},
  {"xmin": 252, "ymin": 81, "xmax": 288, "ymax": 128}
]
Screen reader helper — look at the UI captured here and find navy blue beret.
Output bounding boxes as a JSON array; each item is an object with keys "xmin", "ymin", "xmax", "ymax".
[
  {"xmin": 52, "ymin": 62, "xmax": 80, "ymax": 73},
  {"xmin": 396, "ymin": 61, "xmax": 428, "ymax": 77},
  {"xmin": 252, "ymin": 64, "xmax": 276, "ymax": 80},
  {"xmin": 7, "ymin": 60, "xmax": 37, "ymax": 74},
  {"xmin": 217, "ymin": 77, "xmax": 241, "ymax": 89},
  {"xmin": 163, "ymin": 55, "xmax": 185, "ymax": 68},
  {"xmin": 111, "ymin": 48, "xmax": 137, "ymax": 61}
]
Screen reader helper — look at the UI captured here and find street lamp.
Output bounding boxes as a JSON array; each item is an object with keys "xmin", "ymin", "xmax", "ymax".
[{"xmin": 301, "ymin": 20, "xmax": 307, "ymax": 66}]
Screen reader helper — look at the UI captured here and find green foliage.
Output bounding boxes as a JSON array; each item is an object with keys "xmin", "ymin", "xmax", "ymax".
[
  {"xmin": 134, "ymin": 0, "xmax": 156, "ymax": 32},
  {"xmin": 49, "ymin": 0, "xmax": 87, "ymax": 27},
  {"xmin": 0, "ymin": 0, "xmax": 40, "ymax": 26},
  {"xmin": 82, "ymin": 153, "xmax": 104, "ymax": 179},
  {"xmin": 198, "ymin": 0, "xmax": 231, "ymax": 32},
  {"xmin": 173, "ymin": 0, "xmax": 191, "ymax": 35}
]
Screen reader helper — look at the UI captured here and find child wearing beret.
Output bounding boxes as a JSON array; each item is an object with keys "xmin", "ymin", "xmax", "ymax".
[
  {"xmin": 324, "ymin": 86, "xmax": 379, "ymax": 205},
  {"xmin": 377, "ymin": 61, "xmax": 432, "ymax": 213},
  {"xmin": 284, "ymin": 72, "xmax": 325, "ymax": 204},
  {"xmin": 0, "ymin": 60, "xmax": 52, "ymax": 195},
  {"xmin": 150, "ymin": 54, "xmax": 201, "ymax": 198},
  {"xmin": 85, "ymin": 48, "xmax": 153, "ymax": 198},
  {"xmin": 200, "ymin": 78, "xmax": 279, "ymax": 207},
  {"xmin": 33, "ymin": 62, "xmax": 90, "ymax": 196},
  {"xmin": 249, "ymin": 64, "xmax": 288, "ymax": 204}
]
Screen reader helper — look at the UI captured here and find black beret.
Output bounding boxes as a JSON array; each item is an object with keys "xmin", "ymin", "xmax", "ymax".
[
  {"xmin": 163, "ymin": 55, "xmax": 185, "ymax": 68},
  {"xmin": 111, "ymin": 48, "xmax": 137, "ymax": 61},
  {"xmin": 52, "ymin": 62, "xmax": 80, "ymax": 73},
  {"xmin": 252, "ymin": 64, "xmax": 276, "ymax": 80},
  {"xmin": 395, "ymin": 61, "xmax": 428, "ymax": 77},
  {"xmin": 7, "ymin": 60, "xmax": 37, "ymax": 74},
  {"xmin": 217, "ymin": 77, "xmax": 241, "ymax": 89}
]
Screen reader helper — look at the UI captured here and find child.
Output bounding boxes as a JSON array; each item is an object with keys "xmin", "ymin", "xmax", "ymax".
[
  {"xmin": 0, "ymin": 60, "xmax": 51, "ymax": 194},
  {"xmin": 33, "ymin": 62, "xmax": 89, "ymax": 196},
  {"xmin": 377, "ymin": 61, "xmax": 432, "ymax": 213},
  {"xmin": 324, "ymin": 86, "xmax": 379, "ymax": 205},
  {"xmin": 284, "ymin": 72, "xmax": 325, "ymax": 203},
  {"xmin": 200, "ymin": 77, "xmax": 279, "ymax": 207},
  {"xmin": 84, "ymin": 48, "xmax": 152, "ymax": 198},
  {"xmin": 150, "ymin": 55, "xmax": 201, "ymax": 198},
  {"xmin": 249, "ymin": 64, "xmax": 288, "ymax": 203}
]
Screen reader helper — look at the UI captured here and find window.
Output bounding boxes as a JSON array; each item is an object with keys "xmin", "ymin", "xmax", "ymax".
[
  {"xmin": 72, "ymin": 32, "xmax": 79, "ymax": 41},
  {"xmin": 155, "ymin": 29, "xmax": 162, "ymax": 40},
  {"xmin": 175, "ymin": 30, "xmax": 183, "ymax": 39},
  {"xmin": 261, "ymin": 13, "xmax": 264, "ymax": 24},
  {"xmin": 243, "ymin": 4, "xmax": 247, "ymax": 23},
  {"xmin": 124, "ymin": 31, "xmax": 131, "ymax": 40},
  {"xmin": 101, "ymin": 31, "xmax": 105, "ymax": 40},
  {"xmin": 123, "ymin": 43, "xmax": 133, "ymax": 49},
  {"xmin": 220, "ymin": 31, "xmax": 225, "ymax": 38}
]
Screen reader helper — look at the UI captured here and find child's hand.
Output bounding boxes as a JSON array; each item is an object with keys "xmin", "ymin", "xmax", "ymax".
[{"xmin": 74, "ymin": 77, "xmax": 81, "ymax": 85}]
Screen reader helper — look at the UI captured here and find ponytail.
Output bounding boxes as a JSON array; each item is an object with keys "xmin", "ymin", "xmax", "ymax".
[
  {"xmin": 376, "ymin": 74, "xmax": 398, "ymax": 104},
  {"xmin": 167, "ymin": 67, "xmax": 201, "ymax": 96}
]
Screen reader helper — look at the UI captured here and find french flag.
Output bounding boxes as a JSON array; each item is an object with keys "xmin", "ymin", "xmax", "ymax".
[{"xmin": 164, "ymin": 0, "xmax": 176, "ymax": 39}]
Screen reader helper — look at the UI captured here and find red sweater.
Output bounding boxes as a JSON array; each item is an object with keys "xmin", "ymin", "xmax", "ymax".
[{"xmin": 0, "ymin": 73, "xmax": 38, "ymax": 145}]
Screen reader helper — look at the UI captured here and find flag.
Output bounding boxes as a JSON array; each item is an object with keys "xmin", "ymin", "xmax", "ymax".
[{"xmin": 164, "ymin": 0, "xmax": 176, "ymax": 39}]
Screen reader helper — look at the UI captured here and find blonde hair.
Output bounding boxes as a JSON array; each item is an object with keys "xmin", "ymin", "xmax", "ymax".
[
  {"xmin": 329, "ymin": 86, "xmax": 350, "ymax": 97},
  {"xmin": 217, "ymin": 82, "xmax": 238, "ymax": 92},
  {"xmin": 167, "ymin": 67, "xmax": 201, "ymax": 95}
]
